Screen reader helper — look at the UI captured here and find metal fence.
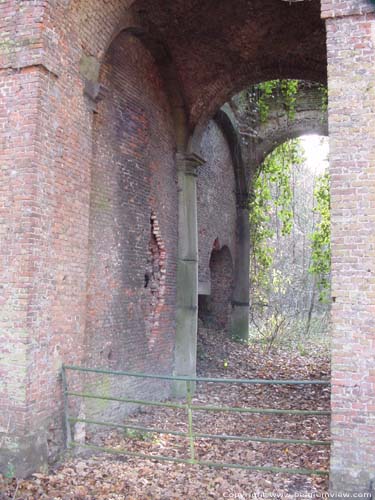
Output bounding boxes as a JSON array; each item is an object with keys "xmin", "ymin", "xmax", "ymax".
[{"xmin": 62, "ymin": 365, "xmax": 331, "ymax": 476}]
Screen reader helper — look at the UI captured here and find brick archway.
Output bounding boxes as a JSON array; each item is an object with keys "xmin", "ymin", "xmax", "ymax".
[
  {"xmin": 2, "ymin": 0, "xmax": 375, "ymax": 491},
  {"xmin": 198, "ymin": 244, "xmax": 234, "ymax": 331},
  {"xmin": 209, "ymin": 245, "xmax": 234, "ymax": 331}
]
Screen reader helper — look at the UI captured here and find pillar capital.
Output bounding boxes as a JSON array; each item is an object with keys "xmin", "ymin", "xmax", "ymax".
[{"xmin": 176, "ymin": 153, "xmax": 205, "ymax": 176}]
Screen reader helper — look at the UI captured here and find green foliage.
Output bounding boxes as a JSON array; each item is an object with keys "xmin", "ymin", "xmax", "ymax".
[
  {"xmin": 4, "ymin": 463, "xmax": 15, "ymax": 480},
  {"xmin": 257, "ymin": 80, "xmax": 299, "ymax": 122},
  {"xmin": 280, "ymin": 79, "xmax": 299, "ymax": 121},
  {"xmin": 319, "ymin": 85, "xmax": 328, "ymax": 114},
  {"xmin": 309, "ymin": 173, "xmax": 331, "ymax": 301},
  {"xmin": 236, "ymin": 79, "xmax": 300, "ymax": 123},
  {"xmin": 257, "ymin": 80, "xmax": 278, "ymax": 122},
  {"xmin": 249, "ymin": 139, "xmax": 304, "ymax": 287},
  {"xmin": 124, "ymin": 428, "xmax": 158, "ymax": 443}
]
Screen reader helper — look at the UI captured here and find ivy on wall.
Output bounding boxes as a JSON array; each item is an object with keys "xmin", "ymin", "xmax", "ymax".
[
  {"xmin": 257, "ymin": 80, "xmax": 299, "ymax": 123},
  {"xmin": 249, "ymin": 139, "xmax": 304, "ymax": 286}
]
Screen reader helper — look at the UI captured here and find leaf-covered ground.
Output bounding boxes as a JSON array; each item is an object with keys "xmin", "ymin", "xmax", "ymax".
[{"xmin": 1, "ymin": 328, "xmax": 330, "ymax": 499}]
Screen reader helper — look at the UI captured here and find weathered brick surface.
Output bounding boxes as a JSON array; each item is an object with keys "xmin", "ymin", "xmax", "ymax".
[
  {"xmin": 136, "ymin": 0, "xmax": 326, "ymax": 126},
  {"xmin": 209, "ymin": 247, "xmax": 234, "ymax": 330},
  {"xmin": 198, "ymin": 121, "xmax": 237, "ymax": 283},
  {"xmin": 0, "ymin": 68, "xmax": 41, "ymax": 438},
  {"xmin": 0, "ymin": 0, "xmax": 177, "ymax": 471},
  {"xmin": 0, "ymin": 1, "xmax": 45, "ymax": 70},
  {"xmin": 249, "ymin": 82, "xmax": 329, "ymax": 167},
  {"xmin": 197, "ymin": 120, "xmax": 237, "ymax": 330},
  {"xmin": 325, "ymin": 5, "xmax": 375, "ymax": 495},
  {"xmin": 0, "ymin": 0, "xmax": 375, "ymax": 489},
  {"xmin": 84, "ymin": 32, "xmax": 177, "ymax": 420}
]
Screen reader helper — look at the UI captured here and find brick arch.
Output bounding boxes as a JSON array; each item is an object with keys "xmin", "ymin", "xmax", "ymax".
[
  {"xmin": 189, "ymin": 64, "xmax": 327, "ymax": 142},
  {"xmin": 107, "ymin": 27, "xmax": 190, "ymax": 151},
  {"xmin": 79, "ymin": 21, "xmax": 190, "ymax": 153},
  {"xmin": 254, "ymin": 125, "xmax": 329, "ymax": 173},
  {"xmin": 250, "ymin": 82, "xmax": 329, "ymax": 172},
  {"xmin": 55, "ymin": 0, "xmax": 191, "ymax": 153},
  {"xmin": 189, "ymin": 82, "xmax": 327, "ymax": 157},
  {"xmin": 127, "ymin": 0, "xmax": 326, "ymax": 137},
  {"xmin": 213, "ymin": 109, "xmax": 248, "ymax": 207},
  {"xmin": 190, "ymin": 81, "xmax": 328, "ymax": 169},
  {"xmin": 197, "ymin": 122, "xmax": 237, "ymax": 286},
  {"xmin": 209, "ymin": 245, "xmax": 234, "ymax": 331}
]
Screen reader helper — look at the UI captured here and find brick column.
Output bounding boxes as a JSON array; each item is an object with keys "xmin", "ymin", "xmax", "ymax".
[
  {"xmin": 0, "ymin": 64, "xmax": 47, "ymax": 478},
  {"xmin": 0, "ymin": 0, "xmax": 93, "ymax": 475},
  {"xmin": 174, "ymin": 153, "xmax": 205, "ymax": 395},
  {"xmin": 322, "ymin": 0, "xmax": 375, "ymax": 495},
  {"xmin": 0, "ymin": 0, "xmax": 57, "ymax": 475}
]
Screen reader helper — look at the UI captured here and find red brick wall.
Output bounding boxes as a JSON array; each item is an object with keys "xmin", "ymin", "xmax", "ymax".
[
  {"xmin": 0, "ymin": 67, "xmax": 42, "ymax": 438},
  {"xmin": 321, "ymin": 0, "xmax": 374, "ymax": 19},
  {"xmin": 141, "ymin": 0, "xmax": 326, "ymax": 127},
  {"xmin": 322, "ymin": 2, "xmax": 375, "ymax": 494},
  {"xmin": 197, "ymin": 120, "xmax": 236, "ymax": 330},
  {"xmin": 85, "ymin": 32, "xmax": 177, "ymax": 415},
  {"xmin": 0, "ymin": 1, "xmax": 178, "ymax": 469},
  {"xmin": 1, "ymin": 0, "xmax": 374, "ymax": 488},
  {"xmin": 198, "ymin": 120, "xmax": 237, "ymax": 283},
  {"xmin": 209, "ymin": 247, "xmax": 234, "ymax": 330}
]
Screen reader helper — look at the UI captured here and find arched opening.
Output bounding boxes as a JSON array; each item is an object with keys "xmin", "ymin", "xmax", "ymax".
[
  {"xmin": 248, "ymin": 132, "xmax": 330, "ymax": 349},
  {"xmin": 210, "ymin": 245, "xmax": 234, "ymax": 330},
  {"xmin": 198, "ymin": 243, "xmax": 234, "ymax": 331},
  {"xmin": 197, "ymin": 119, "xmax": 237, "ymax": 326},
  {"xmin": 3, "ymin": 0, "xmax": 374, "ymax": 491}
]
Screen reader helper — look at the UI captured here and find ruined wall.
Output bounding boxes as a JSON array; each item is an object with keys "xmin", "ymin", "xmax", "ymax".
[
  {"xmin": 0, "ymin": 1, "xmax": 327, "ymax": 474},
  {"xmin": 85, "ymin": 32, "xmax": 177, "ymax": 416},
  {"xmin": 0, "ymin": 66, "xmax": 47, "ymax": 473},
  {"xmin": 0, "ymin": 1, "xmax": 178, "ymax": 475},
  {"xmin": 197, "ymin": 120, "xmax": 236, "ymax": 329},
  {"xmin": 1, "ymin": 0, "xmax": 375, "ymax": 490},
  {"xmin": 135, "ymin": 0, "xmax": 326, "ymax": 127}
]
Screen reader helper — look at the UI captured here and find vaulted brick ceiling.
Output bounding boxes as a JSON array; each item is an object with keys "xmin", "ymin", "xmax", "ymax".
[{"xmin": 133, "ymin": 0, "xmax": 326, "ymax": 126}]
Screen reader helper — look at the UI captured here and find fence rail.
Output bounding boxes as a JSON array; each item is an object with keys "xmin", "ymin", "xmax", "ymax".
[{"xmin": 62, "ymin": 364, "xmax": 331, "ymax": 477}]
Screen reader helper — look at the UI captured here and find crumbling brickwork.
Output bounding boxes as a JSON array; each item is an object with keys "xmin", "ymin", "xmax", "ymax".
[
  {"xmin": 1, "ymin": 0, "xmax": 375, "ymax": 490},
  {"xmin": 0, "ymin": 1, "xmax": 179, "ymax": 474},
  {"xmin": 84, "ymin": 31, "xmax": 177, "ymax": 423}
]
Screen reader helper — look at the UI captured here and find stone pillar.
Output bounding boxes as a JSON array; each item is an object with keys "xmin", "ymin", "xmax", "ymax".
[
  {"xmin": 322, "ymin": 0, "xmax": 375, "ymax": 496},
  {"xmin": 174, "ymin": 153, "xmax": 205, "ymax": 394},
  {"xmin": 230, "ymin": 197, "xmax": 250, "ymax": 342}
]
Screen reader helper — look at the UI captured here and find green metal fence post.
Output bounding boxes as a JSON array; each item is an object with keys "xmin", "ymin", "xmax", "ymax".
[
  {"xmin": 186, "ymin": 380, "xmax": 196, "ymax": 464},
  {"xmin": 61, "ymin": 365, "xmax": 72, "ymax": 448}
]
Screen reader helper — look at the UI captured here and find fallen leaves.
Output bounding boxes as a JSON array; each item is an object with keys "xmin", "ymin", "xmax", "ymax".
[{"xmin": 0, "ymin": 327, "xmax": 330, "ymax": 499}]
